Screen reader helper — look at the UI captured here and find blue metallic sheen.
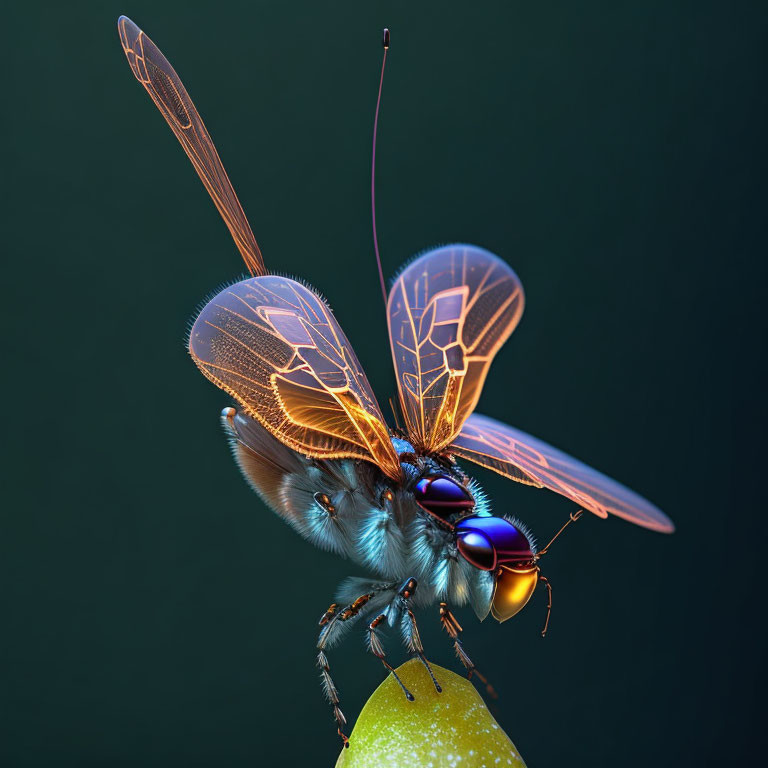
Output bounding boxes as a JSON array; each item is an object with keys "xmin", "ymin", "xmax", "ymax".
[
  {"xmin": 456, "ymin": 515, "xmax": 533, "ymax": 566},
  {"xmin": 456, "ymin": 528, "xmax": 496, "ymax": 570},
  {"xmin": 413, "ymin": 475, "xmax": 475, "ymax": 520}
]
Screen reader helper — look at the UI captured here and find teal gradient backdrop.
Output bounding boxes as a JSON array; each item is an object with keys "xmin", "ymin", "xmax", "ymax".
[{"xmin": 2, "ymin": 1, "xmax": 766, "ymax": 766}]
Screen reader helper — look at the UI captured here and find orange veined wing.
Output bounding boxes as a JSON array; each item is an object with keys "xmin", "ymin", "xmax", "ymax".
[
  {"xmin": 450, "ymin": 413, "xmax": 674, "ymax": 533},
  {"xmin": 387, "ymin": 244, "xmax": 524, "ymax": 453},
  {"xmin": 117, "ymin": 16, "xmax": 265, "ymax": 277},
  {"xmin": 189, "ymin": 275, "xmax": 402, "ymax": 481}
]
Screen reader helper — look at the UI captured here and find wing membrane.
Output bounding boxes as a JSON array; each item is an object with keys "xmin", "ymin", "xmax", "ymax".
[
  {"xmin": 387, "ymin": 244, "xmax": 524, "ymax": 453},
  {"xmin": 451, "ymin": 413, "xmax": 674, "ymax": 532},
  {"xmin": 189, "ymin": 276, "xmax": 402, "ymax": 480},
  {"xmin": 117, "ymin": 16, "xmax": 265, "ymax": 276}
]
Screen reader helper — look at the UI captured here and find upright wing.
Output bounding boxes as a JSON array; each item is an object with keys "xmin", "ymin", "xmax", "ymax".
[
  {"xmin": 387, "ymin": 245, "xmax": 524, "ymax": 453},
  {"xmin": 117, "ymin": 16, "xmax": 265, "ymax": 276},
  {"xmin": 451, "ymin": 413, "xmax": 674, "ymax": 533},
  {"xmin": 189, "ymin": 276, "xmax": 402, "ymax": 481}
]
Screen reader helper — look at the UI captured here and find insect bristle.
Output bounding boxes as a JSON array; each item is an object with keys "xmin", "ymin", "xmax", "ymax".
[
  {"xmin": 466, "ymin": 477, "xmax": 491, "ymax": 516},
  {"xmin": 184, "ymin": 273, "xmax": 251, "ymax": 348},
  {"xmin": 184, "ymin": 270, "xmax": 335, "ymax": 353},
  {"xmin": 267, "ymin": 270, "xmax": 332, "ymax": 306},
  {"xmin": 502, "ymin": 514, "xmax": 538, "ymax": 554}
]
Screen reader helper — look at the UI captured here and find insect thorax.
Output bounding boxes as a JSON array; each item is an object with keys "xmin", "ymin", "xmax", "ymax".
[{"xmin": 229, "ymin": 418, "xmax": 494, "ymax": 614}]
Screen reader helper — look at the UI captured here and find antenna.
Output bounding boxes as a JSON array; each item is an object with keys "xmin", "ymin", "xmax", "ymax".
[{"xmin": 371, "ymin": 28, "xmax": 390, "ymax": 310}]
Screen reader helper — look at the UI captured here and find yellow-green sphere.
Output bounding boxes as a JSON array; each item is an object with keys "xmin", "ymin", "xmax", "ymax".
[{"xmin": 336, "ymin": 659, "xmax": 527, "ymax": 768}]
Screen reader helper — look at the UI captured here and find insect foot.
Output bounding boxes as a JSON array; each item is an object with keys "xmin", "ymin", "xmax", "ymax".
[
  {"xmin": 397, "ymin": 578, "xmax": 442, "ymax": 695},
  {"xmin": 335, "ymin": 659, "xmax": 526, "ymax": 767},
  {"xmin": 439, "ymin": 602, "xmax": 498, "ymax": 700},
  {"xmin": 368, "ymin": 613, "xmax": 414, "ymax": 701}
]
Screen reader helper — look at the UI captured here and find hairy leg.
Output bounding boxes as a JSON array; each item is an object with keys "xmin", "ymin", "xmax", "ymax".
[
  {"xmin": 368, "ymin": 613, "xmax": 414, "ymax": 700},
  {"xmin": 316, "ymin": 602, "xmax": 352, "ymax": 747},
  {"xmin": 316, "ymin": 588, "xmax": 392, "ymax": 747},
  {"xmin": 439, "ymin": 602, "xmax": 498, "ymax": 699},
  {"xmin": 398, "ymin": 578, "xmax": 442, "ymax": 694}
]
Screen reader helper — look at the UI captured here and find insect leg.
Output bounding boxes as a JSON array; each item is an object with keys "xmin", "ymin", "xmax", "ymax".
[
  {"xmin": 439, "ymin": 602, "xmax": 498, "ymax": 699},
  {"xmin": 316, "ymin": 604, "xmax": 349, "ymax": 747},
  {"xmin": 368, "ymin": 614, "xmax": 414, "ymax": 701},
  {"xmin": 315, "ymin": 591, "xmax": 377, "ymax": 748},
  {"xmin": 398, "ymin": 578, "xmax": 442, "ymax": 694},
  {"xmin": 538, "ymin": 575, "xmax": 553, "ymax": 637}
]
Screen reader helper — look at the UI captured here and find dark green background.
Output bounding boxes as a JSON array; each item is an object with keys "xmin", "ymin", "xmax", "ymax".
[{"xmin": 3, "ymin": 1, "xmax": 766, "ymax": 766}]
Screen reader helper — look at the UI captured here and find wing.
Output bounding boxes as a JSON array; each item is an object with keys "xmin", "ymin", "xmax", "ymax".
[
  {"xmin": 450, "ymin": 413, "xmax": 674, "ymax": 533},
  {"xmin": 117, "ymin": 16, "xmax": 265, "ymax": 276},
  {"xmin": 387, "ymin": 244, "xmax": 524, "ymax": 453},
  {"xmin": 189, "ymin": 275, "xmax": 402, "ymax": 481}
]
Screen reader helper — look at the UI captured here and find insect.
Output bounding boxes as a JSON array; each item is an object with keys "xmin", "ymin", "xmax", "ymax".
[{"xmin": 118, "ymin": 16, "xmax": 674, "ymax": 746}]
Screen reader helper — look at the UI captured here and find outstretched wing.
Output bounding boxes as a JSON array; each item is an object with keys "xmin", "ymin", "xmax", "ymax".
[
  {"xmin": 387, "ymin": 245, "xmax": 524, "ymax": 453},
  {"xmin": 117, "ymin": 16, "xmax": 265, "ymax": 276},
  {"xmin": 189, "ymin": 276, "xmax": 402, "ymax": 480},
  {"xmin": 451, "ymin": 413, "xmax": 674, "ymax": 533}
]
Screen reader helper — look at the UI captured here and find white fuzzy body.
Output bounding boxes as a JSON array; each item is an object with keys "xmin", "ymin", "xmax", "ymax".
[{"xmin": 226, "ymin": 410, "xmax": 494, "ymax": 621}]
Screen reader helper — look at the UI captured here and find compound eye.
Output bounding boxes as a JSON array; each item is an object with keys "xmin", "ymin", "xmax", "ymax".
[
  {"xmin": 457, "ymin": 529, "xmax": 497, "ymax": 570},
  {"xmin": 456, "ymin": 516, "xmax": 533, "ymax": 566},
  {"xmin": 414, "ymin": 475, "xmax": 474, "ymax": 520}
]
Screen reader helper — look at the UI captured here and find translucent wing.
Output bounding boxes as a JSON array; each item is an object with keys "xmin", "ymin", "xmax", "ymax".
[
  {"xmin": 451, "ymin": 413, "xmax": 674, "ymax": 533},
  {"xmin": 117, "ymin": 16, "xmax": 265, "ymax": 276},
  {"xmin": 387, "ymin": 244, "xmax": 524, "ymax": 453},
  {"xmin": 189, "ymin": 276, "xmax": 402, "ymax": 480}
]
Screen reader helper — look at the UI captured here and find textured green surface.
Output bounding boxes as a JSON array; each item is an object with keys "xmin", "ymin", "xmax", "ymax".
[{"xmin": 336, "ymin": 660, "xmax": 526, "ymax": 768}]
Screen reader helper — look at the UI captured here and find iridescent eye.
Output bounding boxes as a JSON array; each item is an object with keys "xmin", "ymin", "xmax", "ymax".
[
  {"xmin": 380, "ymin": 489, "xmax": 394, "ymax": 504},
  {"xmin": 314, "ymin": 492, "xmax": 336, "ymax": 516},
  {"xmin": 456, "ymin": 516, "xmax": 533, "ymax": 567},
  {"xmin": 456, "ymin": 529, "xmax": 497, "ymax": 570},
  {"xmin": 413, "ymin": 475, "xmax": 474, "ymax": 521}
]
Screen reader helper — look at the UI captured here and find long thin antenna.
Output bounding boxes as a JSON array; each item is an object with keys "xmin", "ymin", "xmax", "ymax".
[
  {"xmin": 371, "ymin": 28, "xmax": 390, "ymax": 309},
  {"xmin": 536, "ymin": 510, "xmax": 584, "ymax": 558}
]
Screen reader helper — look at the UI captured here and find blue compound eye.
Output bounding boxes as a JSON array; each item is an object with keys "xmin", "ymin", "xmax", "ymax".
[
  {"xmin": 413, "ymin": 475, "xmax": 474, "ymax": 520},
  {"xmin": 456, "ymin": 529, "xmax": 497, "ymax": 570},
  {"xmin": 456, "ymin": 516, "xmax": 533, "ymax": 566}
]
